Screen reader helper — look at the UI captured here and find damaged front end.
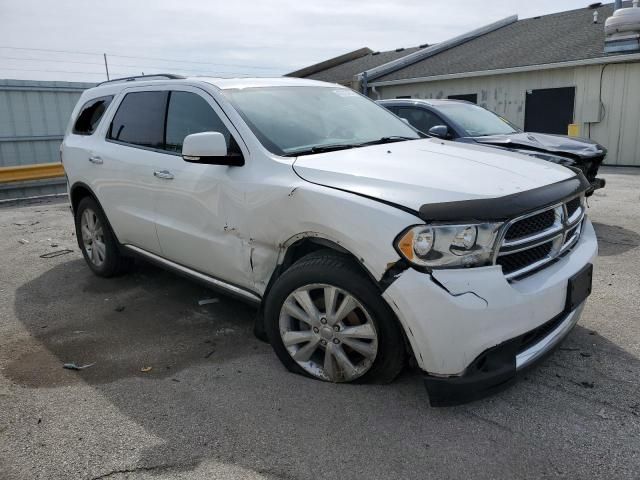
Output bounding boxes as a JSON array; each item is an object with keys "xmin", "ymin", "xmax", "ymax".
[{"xmin": 473, "ymin": 136, "xmax": 607, "ymax": 195}]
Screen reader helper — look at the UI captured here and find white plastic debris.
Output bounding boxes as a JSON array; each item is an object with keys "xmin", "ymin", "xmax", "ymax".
[{"xmin": 198, "ymin": 298, "xmax": 220, "ymax": 306}]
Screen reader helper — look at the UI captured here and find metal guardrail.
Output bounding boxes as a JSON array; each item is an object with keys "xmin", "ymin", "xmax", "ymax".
[{"xmin": 0, "ymin": 163, "xmax": 65, "ymax": 183}]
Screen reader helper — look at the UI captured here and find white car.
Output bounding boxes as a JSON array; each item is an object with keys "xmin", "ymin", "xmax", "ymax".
[{"xmin": 61, "ymin": 75, "xmax": 597, "ymax": 405}]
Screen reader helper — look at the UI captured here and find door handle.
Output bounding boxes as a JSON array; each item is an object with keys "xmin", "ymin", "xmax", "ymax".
[
  {"xmin": 153, "ymin": 170, "xmax": 174, "ymax": 180},
  {"xmin": 89, "ymin": 155, "xmax": 103, "ymax": 164}
]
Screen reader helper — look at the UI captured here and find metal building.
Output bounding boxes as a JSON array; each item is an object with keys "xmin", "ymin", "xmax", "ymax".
[
  {"xmin": 0, "ymin": 79, "xmax": 93, "ymax": 200},
  {"xmin": 290, "ymin": 2, "xmax": 640, "ymax": 167}
]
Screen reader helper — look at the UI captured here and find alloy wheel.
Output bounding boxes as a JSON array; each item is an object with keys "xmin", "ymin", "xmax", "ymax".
[
  {"xmin": 80, "ymin": 208, "xmax": 106, "ymax": 267},
  {"xmin": 279, "ymin": 283, "xmax": 378, "ymax": 382}
]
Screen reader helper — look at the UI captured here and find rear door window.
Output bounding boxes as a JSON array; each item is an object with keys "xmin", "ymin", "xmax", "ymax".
[
  {"xmin": 73, "ymin": 96, "xmax": 113, "ymax": 135},
  {"xmin": 108, "ymin": 91, "xmax": 168, "ymax": 149},
  {"xmin": 164, "ymin": 91, "xmax": 231, "ymax": 154},
  {"xmin": 396, "ymin": 107, "xmax": 445, "ymax": 134}
]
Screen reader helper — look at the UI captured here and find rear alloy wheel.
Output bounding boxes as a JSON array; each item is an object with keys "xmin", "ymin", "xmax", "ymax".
[
  {"xmin": 74, "ymin": 196, "xmax": 130, "ymax": 277},
  {"xmin": 279, "ymin": 283, "xmax": 378, "ymax": 382},
  {"xmin": 80, "ymin": 208, "xmax": 107, "ymax": 268}
]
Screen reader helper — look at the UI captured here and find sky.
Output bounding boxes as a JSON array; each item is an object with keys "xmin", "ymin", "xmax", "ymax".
[{"xmin": 0, "ymin": 0, "xmax": 595, "ymax": 83}]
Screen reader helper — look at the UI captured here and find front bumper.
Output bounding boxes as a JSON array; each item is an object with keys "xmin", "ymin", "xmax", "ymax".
[
  {"xmin": 423, "ymin": 302, "xmax": 584, "ymax": 406},
  {"xmin": 382, "ymin": 218, "xmax": 598, "ymax": 404}
]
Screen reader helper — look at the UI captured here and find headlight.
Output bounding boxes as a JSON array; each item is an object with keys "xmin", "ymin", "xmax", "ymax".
[{"xmin": 395, "ymin": 223, "xmax": 501, "ymax": 269}]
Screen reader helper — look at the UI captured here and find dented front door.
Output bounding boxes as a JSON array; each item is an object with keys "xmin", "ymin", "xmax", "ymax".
[
  {"xmin": 153, "ymin": 161, "xmax": 253, "ymax": 289},
  {"xmin": 152, "ymin": 87, "xmax": 253, "ymax": 290}
]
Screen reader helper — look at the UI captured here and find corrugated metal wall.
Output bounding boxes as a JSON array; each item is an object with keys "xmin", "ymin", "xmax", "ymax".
[
  {"xmin": 375, "ymin": 61, "xmax": 640, "ymax": 166},
  {"xmin": 0, "ymin": 79, "xmax": 94, "ymax": 200}
]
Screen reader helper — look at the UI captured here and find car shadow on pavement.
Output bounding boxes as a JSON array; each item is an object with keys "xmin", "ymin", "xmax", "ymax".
[
  {"xmin": 9, "ymin": 259, "xmax": 640, "ymax": 479},
  {"xmin": 592, "ymin": 222, "xmax": 640, "ymax": 256}
]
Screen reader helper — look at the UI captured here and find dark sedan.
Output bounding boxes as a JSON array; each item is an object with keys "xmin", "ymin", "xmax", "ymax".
[{"xmin": 378, "ymin": 99, "xmax": 606, "ymax": 194}]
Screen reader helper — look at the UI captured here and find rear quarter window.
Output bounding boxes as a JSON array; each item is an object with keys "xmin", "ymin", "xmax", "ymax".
[{"xmin": 72, "ymin": 96, "xmax": 113, "ymax": 135}]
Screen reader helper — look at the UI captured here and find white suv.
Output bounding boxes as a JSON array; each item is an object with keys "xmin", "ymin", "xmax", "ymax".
[{"xmin": 62, "ymin": 75, "xmax": 597, "ymax": 405}]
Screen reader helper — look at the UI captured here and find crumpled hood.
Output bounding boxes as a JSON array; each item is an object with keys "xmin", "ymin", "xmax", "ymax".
[
  {"xmin": 473, "ymin": 132, "xmax": 606, "ymax": 159},
  {"xmin": 292, "ymin": 138, "xmax": 575, "ymax": 212}
]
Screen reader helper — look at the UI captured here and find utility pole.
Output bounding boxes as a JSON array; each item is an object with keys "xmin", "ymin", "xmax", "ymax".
[{"xmin": 103, "ymin": 53, "xmax": 110, "ymax": 80}]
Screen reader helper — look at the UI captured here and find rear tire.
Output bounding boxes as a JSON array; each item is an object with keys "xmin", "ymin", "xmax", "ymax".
[
  {"xmin": 75, "ymin": 196, "xmax": 130, "ymax": 277},
  {"xmin": 265, "ymin": 251, "xmax": 405, "ymax": 384}
]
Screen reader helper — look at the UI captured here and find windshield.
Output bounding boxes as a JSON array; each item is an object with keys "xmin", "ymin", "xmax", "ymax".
[
  {"xmin": 437, "ymin": 103, "xmax": 519, "ymax": 137},
  {"xmin": 222, "ymin": 86, "xmax": 420, "ymax": 155}
]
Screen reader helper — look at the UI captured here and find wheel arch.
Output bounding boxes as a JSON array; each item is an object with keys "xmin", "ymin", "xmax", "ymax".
[
  {"xmin": 69, "ymin": 181, "xmax": 123, "ymax": 247},
  {"xmin": 70, "ymin": 181, "xmax": 99, "ymax": 215},
  {"xmin": 254, "ymin": 233, "xmax": 413, "ymax": 361}
]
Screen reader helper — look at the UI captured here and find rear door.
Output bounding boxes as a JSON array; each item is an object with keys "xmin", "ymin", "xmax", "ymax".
[{"xmin": 96, "ymin": 88, "xmax": 170, "ymax": 253}]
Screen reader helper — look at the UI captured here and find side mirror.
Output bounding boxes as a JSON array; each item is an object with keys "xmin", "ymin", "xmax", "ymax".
[
  {"xmin": 182, "ymin": 132, "xmax": 244, "ymax": 166},
  {"xmin": 428, "ymin": 125, "xmax": 450, "ymax": 139}
]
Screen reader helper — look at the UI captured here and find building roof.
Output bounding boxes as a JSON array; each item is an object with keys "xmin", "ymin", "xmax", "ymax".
[
  {"xmin": 288, "ymin": 45, "xmax": 428, "ymax": 85},
  {"xmin": 374, "ymin": 2, "xmax": 627, "ymax": 83}
]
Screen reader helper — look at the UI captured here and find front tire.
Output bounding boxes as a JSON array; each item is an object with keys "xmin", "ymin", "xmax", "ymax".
[
  {"xmin": 265, "ymin": 251, "xmax": 405, "ymax": 384},
  {"xmin": 75, "ymin": 196, "xmax": 129, "ymax": 277}
]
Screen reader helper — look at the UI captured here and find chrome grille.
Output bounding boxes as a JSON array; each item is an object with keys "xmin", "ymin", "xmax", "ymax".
[
  {"xmin": 566, "ymin": 197, "xmax": 580, "ymax": 218},
  {"xmin": 497, "ymin": 242, "xmax": 553, "ymax": 275},
  {"xmin": 495, "ymin": 195, "xmax": 586, "ymax": 280},
  {"xmin": 504, "ymin": 209, "xmax": 555, "ymax": 241}
]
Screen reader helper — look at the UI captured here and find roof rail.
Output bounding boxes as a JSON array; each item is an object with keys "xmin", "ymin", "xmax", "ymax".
[{"xmin": 96, "ymin": 73, "xmax": 186, "ymax": 87}]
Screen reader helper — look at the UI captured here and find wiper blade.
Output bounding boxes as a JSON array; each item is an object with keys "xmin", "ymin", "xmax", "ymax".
[
  {"xmin": 283, "ymin": 143, "xmax": 361, "ymax": 157},
  {"xmin": 359, "ymin": 136, "xmax": 418, "ymax": 146}
]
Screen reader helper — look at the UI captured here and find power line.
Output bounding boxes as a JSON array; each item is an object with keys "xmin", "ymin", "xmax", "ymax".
[
  {"xmin": 0, "ymin": 66, "xmax": 109, "ymax": 76},
  {"xmin": 0, "ymin": 55, "xmax": 106, "ymax": 67},
  {"xmin": 0, "ymin": 54, "xmax": 275, "ymax": 75},
  {"xmin": 0, "ymin": 66, "xmax": 264, "ymax": 78},
  {"xmin": 0, "ymin": 45, "xmax": 283, "ymax": 71}
]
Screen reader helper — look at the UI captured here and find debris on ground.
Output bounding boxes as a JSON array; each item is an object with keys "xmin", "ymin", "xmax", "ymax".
[
  {"xmin": 204, "ymin": 349, "xmax": 216, "ymax": 359},
  {"xmin": 63, "ymin": 362, "xmax": 95, "ymax": 371},
  {"xmin": 114, "ymin": 305, "xmax": 125, "ymax": 312},
  {"xmin": 596, "ymin": 408, "xmax": 611, "ymax": 419},
  {"xmin": 140, "ymin": 366, "xmax": 152, "ymax": 373},
  {"xmin": 580, "ymin": 352, "xmax": 592, "ymax": 358},
  {"xmin": 580, "ymin": 381, "xmax": 595, "ymax": 388},
  {"xmin": 198, "ymin": 298, "xmax": 220, "ymax": 306},
  {"xmin": 39, "ymin": 249, "xmax": 73, "ymax": 259},
  {"xmin": 560, "ymin": 347, "xmax": 580, "ymax": 352},
  {"xmin": 18, "ymin": 239, "xmax": 29, "ymax": 244},
  {"xmin": 216, "ymin": 327, "xmax": 235, "ymax": 335}
]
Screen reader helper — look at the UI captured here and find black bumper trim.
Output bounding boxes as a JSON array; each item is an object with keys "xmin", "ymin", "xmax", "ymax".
[{"xmin": 423, "ymin": 306, "xmax": 579, "ymax": 407}]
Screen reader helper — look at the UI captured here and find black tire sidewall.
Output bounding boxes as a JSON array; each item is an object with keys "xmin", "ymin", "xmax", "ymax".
[
  {"xmin": 74, "ymin": 197, "xmax": 122, "ymax": 277},
  {"xmin": 265, "ymin": 252, "xmax": 405, "ymax": 384}
]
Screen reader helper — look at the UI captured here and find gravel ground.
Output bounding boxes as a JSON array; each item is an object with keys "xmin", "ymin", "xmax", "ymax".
[{"xmin": 0, "ymin": 167, "xmax": 639, "ymax": 480}]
